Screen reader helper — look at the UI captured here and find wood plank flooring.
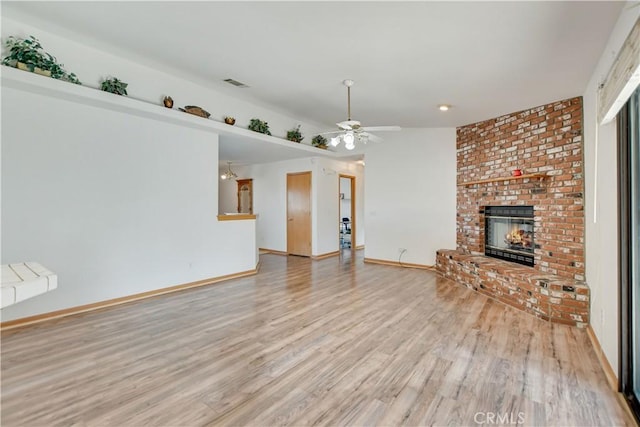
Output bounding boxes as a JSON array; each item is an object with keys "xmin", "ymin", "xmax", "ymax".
[{"xmin": 1, "ymin": 251, "xmax": 633, "ymax": 426}]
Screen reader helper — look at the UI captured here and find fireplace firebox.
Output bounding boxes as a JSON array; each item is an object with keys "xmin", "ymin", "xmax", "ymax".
[{"xmin": 484, "ymin": 206, "xmax": 534, "ymax": 267}]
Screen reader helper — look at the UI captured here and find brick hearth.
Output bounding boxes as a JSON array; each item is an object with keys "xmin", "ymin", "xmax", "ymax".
[
  {"xmin": 437, "ymin": 97, "xmax": 589, "ymax": 326},
  {"xmin": 437, "ymin": 250, "xmax": 589, "ymax": 327}
]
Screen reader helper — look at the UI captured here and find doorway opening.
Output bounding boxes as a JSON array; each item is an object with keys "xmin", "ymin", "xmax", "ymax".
[{"xmin": 339, "ymin": 175, "xmax": 355, "ymax": 252}]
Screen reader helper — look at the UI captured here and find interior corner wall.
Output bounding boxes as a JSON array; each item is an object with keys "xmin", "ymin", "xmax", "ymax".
[
  {"xmin": 582, "ymin": 3, "xmax": 640, "ymax": 377},
  {"xmin": 1, "ymin": 86, "xmax": 257, "ymax": 322},
  {"xmin": 364, "ymin": 128, "xmax": 456, "ymax": 266}
]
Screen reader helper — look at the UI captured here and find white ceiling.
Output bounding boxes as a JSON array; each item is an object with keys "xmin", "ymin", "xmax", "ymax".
[{"xmin": 3, "ymin": 1, "xmax": 625, "ymax": 131}]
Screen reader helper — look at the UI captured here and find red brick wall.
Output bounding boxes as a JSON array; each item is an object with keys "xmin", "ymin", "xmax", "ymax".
[{"xmin": 456, "ymin": 97, "xmax": 585, "ymax": 280}]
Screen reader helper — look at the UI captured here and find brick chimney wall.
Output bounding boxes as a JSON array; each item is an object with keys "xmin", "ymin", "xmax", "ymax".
[{"xmin": 456, "ymin": 97, "xmax": 585, "ymax": 281}]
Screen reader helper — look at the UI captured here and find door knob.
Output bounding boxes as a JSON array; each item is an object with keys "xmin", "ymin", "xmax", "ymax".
[{"xmin": 288, "ymin": 218, "xmax": 293, "ymax": 221}]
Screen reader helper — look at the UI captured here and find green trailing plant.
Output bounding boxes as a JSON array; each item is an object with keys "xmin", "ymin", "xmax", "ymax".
[
  {"xmin": 248, "ymin": 118, "xmax": 271, "ymax": 135},
  {"xmin": 311, "ymin": 134, "xmax": 328, "ymax": 149},
  {"xmin": 2, "ymin": 35, "xmax": 81, "ymax": 84},
  {"xmin": 286, "ymin": 125, "xmax": 304, "ymax": 143},
  {"xmin": 100, "ymin": 77, "xmax": 128, "ymax": 96}
]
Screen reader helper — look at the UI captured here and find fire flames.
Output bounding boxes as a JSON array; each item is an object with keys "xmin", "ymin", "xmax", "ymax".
[{"xmin": 505, "ymin": 227, "xmax": 532, "ymax": 248}]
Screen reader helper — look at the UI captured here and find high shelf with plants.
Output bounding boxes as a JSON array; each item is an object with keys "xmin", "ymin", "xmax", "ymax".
[{"xmin": 1, "ymin": 65, "xmax": 343, "ymax": 160}]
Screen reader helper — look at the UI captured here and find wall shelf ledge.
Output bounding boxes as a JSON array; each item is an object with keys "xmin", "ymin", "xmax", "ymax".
[
  {"xmin": 1, "ymin": 65, "xmax": 342, "ymax": 161},
  {"xmin": 459, "ymin": 173, "xmax": 547, "ymax": 187}
]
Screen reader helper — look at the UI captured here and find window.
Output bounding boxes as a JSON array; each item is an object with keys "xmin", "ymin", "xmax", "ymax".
[{"xmin": 619, "ymin": 85, "xmax": 640, "ymax": 423}]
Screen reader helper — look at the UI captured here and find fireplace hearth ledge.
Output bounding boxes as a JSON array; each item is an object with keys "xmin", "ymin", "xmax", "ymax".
[{"xmin": 436, "ymin": 249, "xmax": 589, "ymax": 327}]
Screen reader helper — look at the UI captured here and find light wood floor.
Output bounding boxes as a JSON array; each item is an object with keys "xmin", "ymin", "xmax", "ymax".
[{"xmin": 1, "ymin": 251, "xmax": 633, "ymax": 426}]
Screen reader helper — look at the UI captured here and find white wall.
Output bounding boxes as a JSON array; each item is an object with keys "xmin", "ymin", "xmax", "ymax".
[
  {"xmin": 340, "ymin": 178, "xmax": 352, "ymax": 199},
  {"xmin": 340, "ymin": 200, "xmax": 352, "ymax": 221},
  {"xmin": 340, "ymin": 177, "xmax": 352, "ymax": 222},
  {"xmin": 315, "ymin": 157, "xmax": 364, "ymax": 254},
  {"xmin": 1, "ymin": 86, "xmax": 257, "ymax": 321},
  {"xmin": 364, "ymin": 128, "xmax": 456, "ymax": 266},
  {"xmin": 583, "ymin": 3, "xmax": 640, "ymax": 376},
  {"xmin": 218, "ymin": 157, "xmax": 364, "ymax": 255}
]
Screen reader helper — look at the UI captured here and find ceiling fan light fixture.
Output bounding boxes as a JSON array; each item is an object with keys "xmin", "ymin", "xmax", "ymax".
[
  {"xmin": 220, "ymin": 162, "xmax": 237, "ymax": 180},
  {"xmin": 439, "ymin": 104, "xmax": 451, "ymax": 111},
  {"xmin": 343, "ymin": 132, "xmax": 355, "ymax": 145},
  {"xmin": 320, "ymin": 79, "xmax": 401, "ymax": 150}
]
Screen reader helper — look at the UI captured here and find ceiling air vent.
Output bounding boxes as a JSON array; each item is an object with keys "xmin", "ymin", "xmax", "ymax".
[{"xmin": 223, "ymin": 78, "xmax": 249, "ymax": 88}]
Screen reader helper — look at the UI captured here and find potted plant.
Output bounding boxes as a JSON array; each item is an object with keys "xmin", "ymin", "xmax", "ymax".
[
  {"xmin": 248, "ymin": 118, "xmax": 271, "ymax": 135},
  {"xmin": 312, "ymin": 134, "xmax": 328, "ymax": 149},
  {"xmin": 101, "ymin": 77, "xmax": 128, "ymax": 95},
  {"xmin": 2, "ymin": 35, "xmax": 81, "ymax": 84},
  {"xmin": 286, "ymin": 125, "xmax": 304, "ymax": 143}
]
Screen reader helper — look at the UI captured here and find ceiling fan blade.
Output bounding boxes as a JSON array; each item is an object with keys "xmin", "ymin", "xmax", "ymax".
[
  {"xmin": 361, "ymin": 125, "xmax": 401, "ymax": 132},
  {"xmin": 360, "ymin": 132, "xmax": 383, "ymax": 143}
]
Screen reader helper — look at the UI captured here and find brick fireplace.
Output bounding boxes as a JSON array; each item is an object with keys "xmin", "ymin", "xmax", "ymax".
[{"xmin": 437, "ymin": 96, "xmax": 589, "ymax": 326}]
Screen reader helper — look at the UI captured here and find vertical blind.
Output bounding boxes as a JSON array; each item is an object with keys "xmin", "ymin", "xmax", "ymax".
[{"xmin": 599, "ymin": 16, "xmax": 640, "ymax": 124}]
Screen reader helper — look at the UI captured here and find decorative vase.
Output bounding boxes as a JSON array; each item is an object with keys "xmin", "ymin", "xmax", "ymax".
[
  {"xmin": 34, "ymin": 67, "xmax": 51, "ymax": 77},
  {"xmin": 163, "ymin": 96, "xmax": 174, "ymax": 109},
  {"xmin": 16, "ymin": 62, "xmax": 51, "ymax": 77},
  {"xmin": 179, "ymin": 105, "xmax": 210, "ymax": 118},
  {"xmin": 512, "ymin": 169, "xmax": 522, "ymax": 177},
  {"xmin": 224, "ymin": 117, "xmax": 236, "ymax": 125}
]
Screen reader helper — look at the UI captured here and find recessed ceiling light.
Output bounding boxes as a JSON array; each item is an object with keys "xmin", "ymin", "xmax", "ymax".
[{"xmin": 439, "ymin": 104, "xmax": 450, "ymax": 111}]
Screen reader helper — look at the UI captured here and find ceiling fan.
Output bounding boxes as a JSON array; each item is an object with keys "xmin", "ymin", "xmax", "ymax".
[{"xmin": 321, "ymin": 79, "xmax": 401, "ymax": 150}]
